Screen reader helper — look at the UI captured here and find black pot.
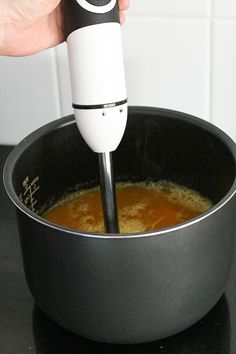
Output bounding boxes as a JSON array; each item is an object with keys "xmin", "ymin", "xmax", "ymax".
[{"xmin": 3, "ymin": 107, "xmax": 236, "ymax": 344}]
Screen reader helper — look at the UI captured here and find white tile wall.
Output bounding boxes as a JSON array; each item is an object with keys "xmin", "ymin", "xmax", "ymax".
[
  {"xmin": 213, "ymin": 0, "xmax": 236, "ymax": 19},
  {"xmin": 0, "ymin": 48, "xmax": 61, "ymax": 144},
  {"xmin": 129, "ymin": 0, "xmax": 211, "ymax": 17},
  {"xmin": 211, "ymin": 20, "xmax": 236, "ymax": 140},
  {"xmin": 122, "ymin": 17, "xmax": 210, "ymax": 120},
  {"xmin": 55, "ymin": 43, "xmax": 72, "ymax": 117},
  {"xmin": 1, "ymin": 0, "xmax": 236, "ymax": 143}
]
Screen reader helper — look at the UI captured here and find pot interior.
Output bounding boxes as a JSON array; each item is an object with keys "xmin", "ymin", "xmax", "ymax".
[{"xmin": 8, "ymin": 107, "xmax": 236, "ymax": 221}]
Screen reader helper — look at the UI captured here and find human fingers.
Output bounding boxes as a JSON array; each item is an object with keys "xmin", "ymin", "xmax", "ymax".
[
  {"xmin": 119, "ymin": 0, "xmax": 130, "ymax": 12},
  {"xmin": 118, "ymin": 0, "xmax": 130, "ymax": 24}
]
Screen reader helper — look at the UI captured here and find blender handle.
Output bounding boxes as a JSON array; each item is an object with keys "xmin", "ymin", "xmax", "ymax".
[
  {"xmin": 62, "ymin": 0, "xmax": 128, "ymax": 153},
  {"xmin": 63, "ymin": 0, "xmax": 120, "ymax": 38}
]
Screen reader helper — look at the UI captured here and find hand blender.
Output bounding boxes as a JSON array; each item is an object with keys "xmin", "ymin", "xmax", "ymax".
[{"xmin": 62, "ymin": 0, "xmax": 128, "ymax": 233}]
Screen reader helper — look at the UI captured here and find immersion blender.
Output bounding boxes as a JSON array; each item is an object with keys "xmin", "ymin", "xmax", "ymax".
[{"xmin": 62, "ymin": 0, "xmax": 128, "ymax": 233}]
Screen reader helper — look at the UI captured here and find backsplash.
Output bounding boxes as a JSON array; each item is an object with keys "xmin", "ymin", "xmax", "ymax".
[{"xmin": 1, "ymin": 0, "xmax": 236, "ymax": 144}]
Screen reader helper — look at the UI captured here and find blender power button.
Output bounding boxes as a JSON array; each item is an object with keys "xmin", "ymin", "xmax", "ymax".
[
  {"xmin": 76, "ymin": 0, "xmax": 116, "ymax": 13},
  {"xmin": 87, "ymin": 0, "xmax": 111, "ymax": 5}
]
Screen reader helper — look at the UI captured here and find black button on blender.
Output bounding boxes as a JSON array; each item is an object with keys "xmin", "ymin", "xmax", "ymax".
[{"xmin": 86, "ymin": 0, "xmax": 112, "ymax": 6}]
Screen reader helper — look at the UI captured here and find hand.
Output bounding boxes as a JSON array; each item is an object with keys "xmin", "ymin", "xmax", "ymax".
[{"xmin": 0, "ymin": 0, "xmax": 130, "ymax": 56}]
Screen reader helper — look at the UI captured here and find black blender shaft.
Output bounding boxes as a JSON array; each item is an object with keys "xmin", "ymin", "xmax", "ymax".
[{"xmin": 98, "ymin": 152, "xmax": 119, "ymax": 233}]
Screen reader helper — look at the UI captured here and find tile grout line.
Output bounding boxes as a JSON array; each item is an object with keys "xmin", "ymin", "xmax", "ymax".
[
  {"xmin": 127, "ymin": 14, "xmax": 236, "ymax": 22},
  {"xmin": 208, "ymin": 0, "xmax": 214, "ymax": 124},
  {"xmin": 52, "ymin": 47, "xmax": 63, "ymax": 118},
  {"xmin": 127, "ymin": 14, "xmax": 210, "ymax": 22}
]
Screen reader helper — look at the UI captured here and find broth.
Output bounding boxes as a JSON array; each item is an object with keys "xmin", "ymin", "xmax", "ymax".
[{"xmin": 43, "ymin": 181, "xmax": 213, "ymax": 234}]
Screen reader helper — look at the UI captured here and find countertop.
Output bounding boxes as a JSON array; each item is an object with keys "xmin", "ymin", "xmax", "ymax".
[{"xmin": 1, "ymin": 144, "xmax": 236, "ymax": 354}]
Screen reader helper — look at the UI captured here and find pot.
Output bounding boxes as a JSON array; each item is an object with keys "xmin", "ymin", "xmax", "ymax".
[{"xmin": 3, "ymin": 106, "xmax": 236, "ymax": 344}]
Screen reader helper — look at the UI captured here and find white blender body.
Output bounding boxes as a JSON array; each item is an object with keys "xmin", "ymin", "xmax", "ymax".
[{"xmin": 64, "ymin": 0, "xmax": 128, "ymax": 153}]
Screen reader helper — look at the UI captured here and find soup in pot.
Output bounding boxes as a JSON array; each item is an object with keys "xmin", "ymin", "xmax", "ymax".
[{"xmin": 43, "ymin": 181, "xmax": 213, "ymax": 234}]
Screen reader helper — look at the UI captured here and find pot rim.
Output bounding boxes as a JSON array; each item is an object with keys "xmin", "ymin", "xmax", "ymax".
[{"xmin": 3, "ymin": 106, "xmax": 236, "ymax": 239}]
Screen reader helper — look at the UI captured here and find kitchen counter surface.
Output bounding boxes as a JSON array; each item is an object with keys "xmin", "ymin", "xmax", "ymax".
[{"xmin": 1, "ymin": 144, "xmax": 236, "ymax": 354}]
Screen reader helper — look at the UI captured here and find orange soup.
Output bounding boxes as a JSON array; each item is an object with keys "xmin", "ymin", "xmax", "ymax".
[{"xmin": 43, "ymin": 181, "xmax": 213, "ymax": 234}]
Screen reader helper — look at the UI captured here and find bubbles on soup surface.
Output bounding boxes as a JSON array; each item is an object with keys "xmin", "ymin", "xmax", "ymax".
[{"xmin": 43, "ymin": 181, "xmax": 213, "ymax": 234}]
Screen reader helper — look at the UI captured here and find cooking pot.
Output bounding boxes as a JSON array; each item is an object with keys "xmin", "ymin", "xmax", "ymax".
[{"xmin": 3, "ymin": 106, "xmax": 236, "ymax": 344}]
